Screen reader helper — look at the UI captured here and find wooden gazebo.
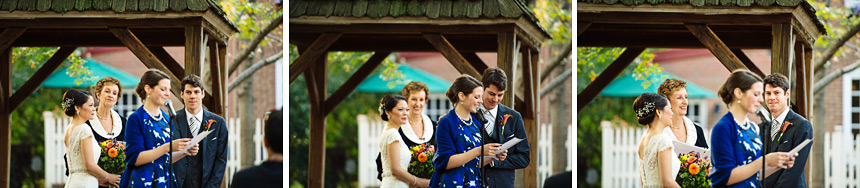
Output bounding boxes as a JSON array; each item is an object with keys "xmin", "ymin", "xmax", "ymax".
[
  {"xmin": 289, "ymin": 1, "xmax": 550, "ymax": 187},
  {"xmin": 578, "ymin": 0, "xmax": 824, "ymax": 118},
  {"xmin": 577, "ymin": 0, "xmax": 826, "ymax": 185},
  {"xmin": 0, "ymin": 1, "xmax": 237, "ymax": 186}
]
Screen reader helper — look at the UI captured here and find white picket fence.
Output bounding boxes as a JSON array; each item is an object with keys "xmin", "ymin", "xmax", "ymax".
[
  {"xmin": 357, "ymin": 114, "xmax": 572, "ymax": 188},
  {"xmin": 600, "ymin": 121, "xmax": 860, "ymax": 187},
  {"xmin": 43, "ymin": 111, "xmax": 266, "ymax": 188}
]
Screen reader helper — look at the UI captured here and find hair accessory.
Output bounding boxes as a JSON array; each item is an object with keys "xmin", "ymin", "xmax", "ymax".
[
  {"xmin": 378, "ymin": 103, "xmax": 385, "ymax": 115},
  {"xmin": 62, "ymin": 98, "xmax": 74, "ymax": 109},
  {"xmin": 635, "ymin": 102, "xmax": 655, "ymax": 118}
]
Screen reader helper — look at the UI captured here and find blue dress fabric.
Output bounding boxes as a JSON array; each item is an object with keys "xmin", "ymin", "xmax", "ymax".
[
  {"xmin": 430, "ymin": 109, "xmax": 483, "ymax": 188},
  {"xmin": 709, "ymin": 112, "xmax": 763, "ymax": 187},
  {"xmin": 120, "ymin": 106, "xmax": 174, "ymax": 188}
]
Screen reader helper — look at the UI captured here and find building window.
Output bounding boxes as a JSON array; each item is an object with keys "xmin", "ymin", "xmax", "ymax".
[
  {"xmin": 115, "ymin": 90, "xmax": 140, "ymax": 117},
  {"xmin": 686, "ymin": 99, "xmax": 707, "ymax": 125},
  {"xmin": 841, "ymin": 70, "xmax": 860, "ymax": 131}
]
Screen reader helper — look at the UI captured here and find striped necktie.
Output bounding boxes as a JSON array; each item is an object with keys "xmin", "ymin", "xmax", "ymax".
[
  {"xmin": 190, "ymin": 116, "xmax": 199, "ymax": 137},
  {"xmin": 771, "ymin": 118, "xmax": 780, "ymax": 141}
]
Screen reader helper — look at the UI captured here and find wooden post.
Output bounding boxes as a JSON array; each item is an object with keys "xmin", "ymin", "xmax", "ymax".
[
  {"xmin": 522, "ymin": 49, "xmax": 540, "ymax": 188},
  {"xmin": 109, "ymin": 27, "xmax": 182, "ymax": 97},
  {"xmin": 324, "ymin": 52, "xmax": 390, "ymax": 115},
  {"xmin": 685, "ymin": 24, "xmax": 747, "ymax": 72},
  {"xmin": 307, "ymin": 52, "xmax": 327, "ymax": 188},
  {"xmin": 0, "ymin": 48, "xmax": 10, "ymax": 188},
  {"xmin": 218, "ymin": 44, "xmax": 228, "ymax": 116},
  {"xmin": 208, "ymin": 41, "xmax": 224, "ymax": 116},
  {"xmin": 8, "ymin": 47, "xmax": 76, "ymax": 111},
  {"xmin": 771, "ymin": 23, "xmax": 793, "ymax": 77},
  {"xmin": 185, "ymin": 26, "xmax": 206, "ymax": 77},
  {"xmin": 578, "ymin": 21, "xmax": 592, "ymax": 36},
  {"xmin": 289, "ymin": 33, "xmax": 341, "ymax": 83},
  {"xmin": 498, "ymin": 32, "xmax": 517, "ymax": 109},
  {"xmin": 577, "ymin": 48, "xmax": 645, "ymax": 111},
  {"xmin": 794, "ymin": 43, "xmax": 806, "ymax": 117}
]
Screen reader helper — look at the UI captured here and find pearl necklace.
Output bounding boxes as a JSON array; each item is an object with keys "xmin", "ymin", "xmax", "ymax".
[
  {"xmin": 145, "ymin": 108, "xmax": 162, "ymax": 121},
  {"xmin": 456, "ymin": 114, "xmax": 472, "ymax": 126}
]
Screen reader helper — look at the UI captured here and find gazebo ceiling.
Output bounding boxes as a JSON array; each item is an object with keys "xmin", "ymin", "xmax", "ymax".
[
  {"xmin": 0, "ymin": 1, "xmax": 238, "ymax": 46},
  {"xmin": 578, "ymin": 2, "xmax": 825, "ymax": 48}
]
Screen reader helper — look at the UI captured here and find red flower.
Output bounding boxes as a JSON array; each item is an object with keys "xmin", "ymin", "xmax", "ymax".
[
  {"xmin": 205, "ymin": 119, "xmax": 216, "ymax": 130},
  {"xmin": 500, "ymin": 114, "xmax": 514, "ymax": 134}
]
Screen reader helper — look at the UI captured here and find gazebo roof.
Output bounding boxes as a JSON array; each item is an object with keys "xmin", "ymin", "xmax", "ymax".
[
  {"xmin": 289, "ymin": 0, "xmax": 550, "ymax": 52},
  {"xmin": 0, "ymin": 0, "xmax": 225, "ymax": 14}
]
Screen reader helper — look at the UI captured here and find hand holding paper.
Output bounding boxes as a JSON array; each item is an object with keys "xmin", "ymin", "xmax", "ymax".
[
  {"xmin": 172, "ymin": 130, "xmax": 212, "ymax": 156},
  {"xmin": 764, "ymin": 138, "xmax": 811, "ymax": 172},
  {"xmin": 482, "ymin": 138, "xmax": 523, "ymax": 161}
]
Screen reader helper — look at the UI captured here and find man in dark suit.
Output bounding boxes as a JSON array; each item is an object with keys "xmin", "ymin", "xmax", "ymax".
[
  {"xmin": 171, "ymin": 75, "xmax": 229, "ymax": 188},
  {"xmin": 759, "ymin": 73, "xmax": 812, "ymax": 187},
  {"xmin": 471, "ymin": 68, "xmax": 530, "ymax": 188}
]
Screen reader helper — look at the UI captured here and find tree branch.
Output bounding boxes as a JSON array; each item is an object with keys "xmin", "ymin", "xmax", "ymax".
[
  {"xmin": 814, "ymin": 21, "xmax": 860, "ymax": 74},
  {"xmin": 228, "ymin": 52, "xmax": 284, "ymax": 92},
  {"xmin": 814, "ymin": 59, "xmax": 860, "ymax": 95},
  {"xmin": 540, "ymin": 42, "xmax": 572, "ymax": 82},
  {"xmin": 228, "ymin": 12, "xmax": 284, "ymax": 76}
]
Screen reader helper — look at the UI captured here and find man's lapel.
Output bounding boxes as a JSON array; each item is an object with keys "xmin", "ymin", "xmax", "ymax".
[
  {"xmin": 495, "ymin": 105, "xmax": 509, "ymax": 143},
  {"xmin": 176, "ymin": 109, "xmax": 189, "ymax": 138},
  {"xmin": 200, "ymin": 109, "xmax": 213, "ymax": 177},
  {"xmin": 771, "ymin": 109, "xmax": 797, "ymax": 153}
]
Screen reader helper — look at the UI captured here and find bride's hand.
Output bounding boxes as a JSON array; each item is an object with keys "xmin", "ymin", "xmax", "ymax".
[
  {"xmin": 108, "ymin": 174, "xmax": 121, "ymax": 186},
  {"xmin": 170, "ymin": 138, "xmax": 192, "ymax": 152},
  {"xmin": 417, "ymin": 178, "xmax": 431, "ymax": 188}
]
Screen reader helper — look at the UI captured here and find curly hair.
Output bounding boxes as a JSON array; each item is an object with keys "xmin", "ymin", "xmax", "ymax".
[
  {"xmin": 93, "ymin": 77, "xmax": 122, "ymax": 101},
  {"xmin": 657, "ymin": 78, "xmax": 687, "ymax": 98},
  {"xmin": 401, "ymin": 81, "xmax": 429, "ymax": 98}
]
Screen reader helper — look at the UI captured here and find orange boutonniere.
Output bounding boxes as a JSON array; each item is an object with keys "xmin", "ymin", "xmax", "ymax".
[
  {"xmin": 205, "ymin": 119, "xmax": 216, "ymax": 130},
  {"xmin": 499, "ymin": 114, "xmax": 513, "ymax": 135},
  {"xmin": 776, "ymin": 121, "xmax": 792, "ymax": 142}
]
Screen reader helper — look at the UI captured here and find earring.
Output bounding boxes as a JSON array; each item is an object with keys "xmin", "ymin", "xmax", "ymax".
[
  {"xmin": 460, "ymin": 102, "xmax": 463, "ymax": 105},
  {"xmin": 737, "ymin": 100, "xmax": 740, "ymax": 104}
]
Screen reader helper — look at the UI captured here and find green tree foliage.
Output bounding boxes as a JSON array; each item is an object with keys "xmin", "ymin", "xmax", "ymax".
[{"xmin": 577, "ymin": 96, "xmax": 639, "ymax": 187}]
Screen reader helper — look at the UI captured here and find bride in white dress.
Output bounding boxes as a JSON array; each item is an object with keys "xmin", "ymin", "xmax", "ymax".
[
  {"xmin": 379, "ymin": 95, "xmax": 430, "ymax": 188},
  {"xmin": 634, "ymin": 93, "xmax": 681, "ymax": 188},
  {"xmin": 62, "ymin": 89, "xmax": 121, "ymax": 188}
]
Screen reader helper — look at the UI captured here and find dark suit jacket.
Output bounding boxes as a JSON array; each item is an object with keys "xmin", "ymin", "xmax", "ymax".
[
  {"xmin": 693, "ymin": 122, "xmax": 709, "ymax": 149},
  {"xmin": 171, "ymin": 109, "xmax": 229, "ymax": 188},
  {"xmin": 758, "ymin": 109, "xmax": 813, "ymax": 188},
  {"xmin": 472, "ymin": 104, "xmax": 530, "ymax": 188}
]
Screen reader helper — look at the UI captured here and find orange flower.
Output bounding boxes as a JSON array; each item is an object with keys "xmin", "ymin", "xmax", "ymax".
[
  {"xmin": 206, "ymin": 119, "xmax": 216, "ymax": 130},
  {"xmin": 106, "ymin": 141, "xmax": 114, "ymax": 149},
  {"xmin": 428, "ymin": 147, "xmax": 435, "ymax": 153},
  {"xmin": 687, "ymin": 156, "xmax": 697, "ymax": 164},
  {"xmin": 418, "ymin": 153, "xmax": 428, "ymax": 163},
  {"xmin": 689, "ymin": 163, "xmax": 700, "ymax": 175},
  {"xmin": 108, "ymin": 148, "xmax": 118, "ymax": 158}
]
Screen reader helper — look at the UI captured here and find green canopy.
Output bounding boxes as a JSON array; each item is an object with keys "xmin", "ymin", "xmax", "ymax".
[
  {"xmin": 41, "ymin": 59, "xmax": 139, "ymax": 88},
  {"xmin": 600, "ymin": 71, "xmax": 717, "ymax": 98},
  {"xmin": 356, "ymin": 63, "xmax": 452, "ymax": 93}
]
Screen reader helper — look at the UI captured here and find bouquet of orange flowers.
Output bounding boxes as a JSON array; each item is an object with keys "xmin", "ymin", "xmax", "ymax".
[
  {"xmin": 675, "ymin": 151, "xmax": 711, "ymax": 187},
  {"xmin": 407, "ymin": 143, "xmax": 435, "ymax": 178},
  {"xmin": 97, "ymin": 140, "xmax": 125, "ymax": 188}
]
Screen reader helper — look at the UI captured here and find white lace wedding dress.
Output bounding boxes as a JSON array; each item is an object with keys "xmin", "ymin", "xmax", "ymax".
[
  {"xmin": 639, "ymin": 133, "xmax": 680, "ymax": 188},
  {"xmin": 380, "ymin": 128, "xmax": 411, "ymax": 188},
  {"xmin": 65, "ymin": 124, "xmax": 100, "ymax": 188}
]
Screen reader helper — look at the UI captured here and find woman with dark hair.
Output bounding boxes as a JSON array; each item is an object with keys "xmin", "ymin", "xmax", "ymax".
[
  {"xmin": 430, "ymin": 75, "xmax": 505, "ymax": 188},
  {"xmin": 634, "ymin": 93, "xmax": 680, "ymax": 188},
  {"xmin": 63, "ymin": 89, "xmax": 121, "ymax": 187},
  {"xmin": 709, "ymin": 69, "xmax": 796, "ymax": 187},
  {"xmin": 657, "ymin": 78, "xmax": 709, "ymax": 149},
  {"xmin": 120, "ymin": 69, "xmax": 198, "ymax": 188},
  {"xmin": 379, "ymin": 95, "xmax": 430, "ymax": 188}
]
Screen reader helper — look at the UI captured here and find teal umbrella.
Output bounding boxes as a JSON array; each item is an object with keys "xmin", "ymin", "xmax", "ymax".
[
  {"xmin": 356, "ymin": 63, "xmax": 452, "ymax": 93},
  {"xmin": 41, "ymin": 59, "xmax": 140, "ymax": 88},
  {"xmin": 600, "ymin": 71, "xmax": 717, "ymax": 98}
]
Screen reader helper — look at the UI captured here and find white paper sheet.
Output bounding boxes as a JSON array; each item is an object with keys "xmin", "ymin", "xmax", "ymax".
[
  {"xmin": 482, "ymin": 137, "xmax": 524, "ymax": 160},
  {"xmin": 171, "ymin": 130, "xmax": 212, "ymax": 156},
  {"xmin": 764, "ymin": 138, "xmax": 812, "ymax": 172}
]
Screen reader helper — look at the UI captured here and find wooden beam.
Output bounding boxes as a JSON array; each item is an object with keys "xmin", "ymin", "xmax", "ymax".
[
  {"xmin": 109, "ymin": 27, "xmax": 182, "ymax": 97},
  {"xmin": 306, "ymin": 52, "xmax": 327, "ymax": 188},
  {"xmin": 13, "ymin": 28, "xmax": 185, "ymax": 47},
  {"xmin": 423, "ymin": 33, "xmax": 482, "ymax": 79},
  {"xmin": 147, "ymin": 46, "xmax": 186, "ymax": 81},
  {"xmin": 0, "ymin": 48, "xmax": 9, "ymax": 188},
  {"xmin": 324, "ymin": 52, "xmax": 390, "ymax": 115},
  {"xmin": 208, "ymin": 42, "xmax": 224, "ymax": 116},
  {"xmin": 804, "ymin": 49, "xmax": 813, "ymax": 119},
  {"xmin": 290, "ymin": 23, "xmax": 517, "ymax": 35},
  {"xmin": 794, "ymin": 43, "xmax": 806, "ymax": 117},
  {"xmin": 685, "ymin": 24, "xmax": 748, "ymax": 72},
  {"xmin": 522, "ymin": 48, "xmax": 539, "ymax": 188},
  {"xmin": 772, "ymin": 23, "xmax": 793, "ymax": 77},
  {"xmin": 579, "ymin": 12, "xmax": 793, "ymax": 25},
  {"xmin": 578, "ymin": 21, "xmax": 591, "ymax": 36},
  {"xmin": 461, "ymin": 52, "xmax": 488, "ymax": 74},
  {"xmin": 498, "ymin": 32, "xmax": 517, "ymax": 108},
  {"xmin": 8, "ymin": 47, "xmax": 76, "ymax": 111},
  {"xmin": 185, "ymin": 26, "xmax": 206, "ymax": 77},
  {"xmin": 218, "ymin": 44, "xmax": 227, "ymax": 115},
  {"xmin": 577, "ymin": 48, "xmax": 646, "ymax": 111},
  {"xmin": 289, "ymin": 33, "xmax": 341, "ymax": 84},
  {"xmin": 0, "ymin": 28, "xmax": 25, "ymax": 53},
  {"xmin": 731, "ymin": 48, "xmax": 766, "ymax": 78}
]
